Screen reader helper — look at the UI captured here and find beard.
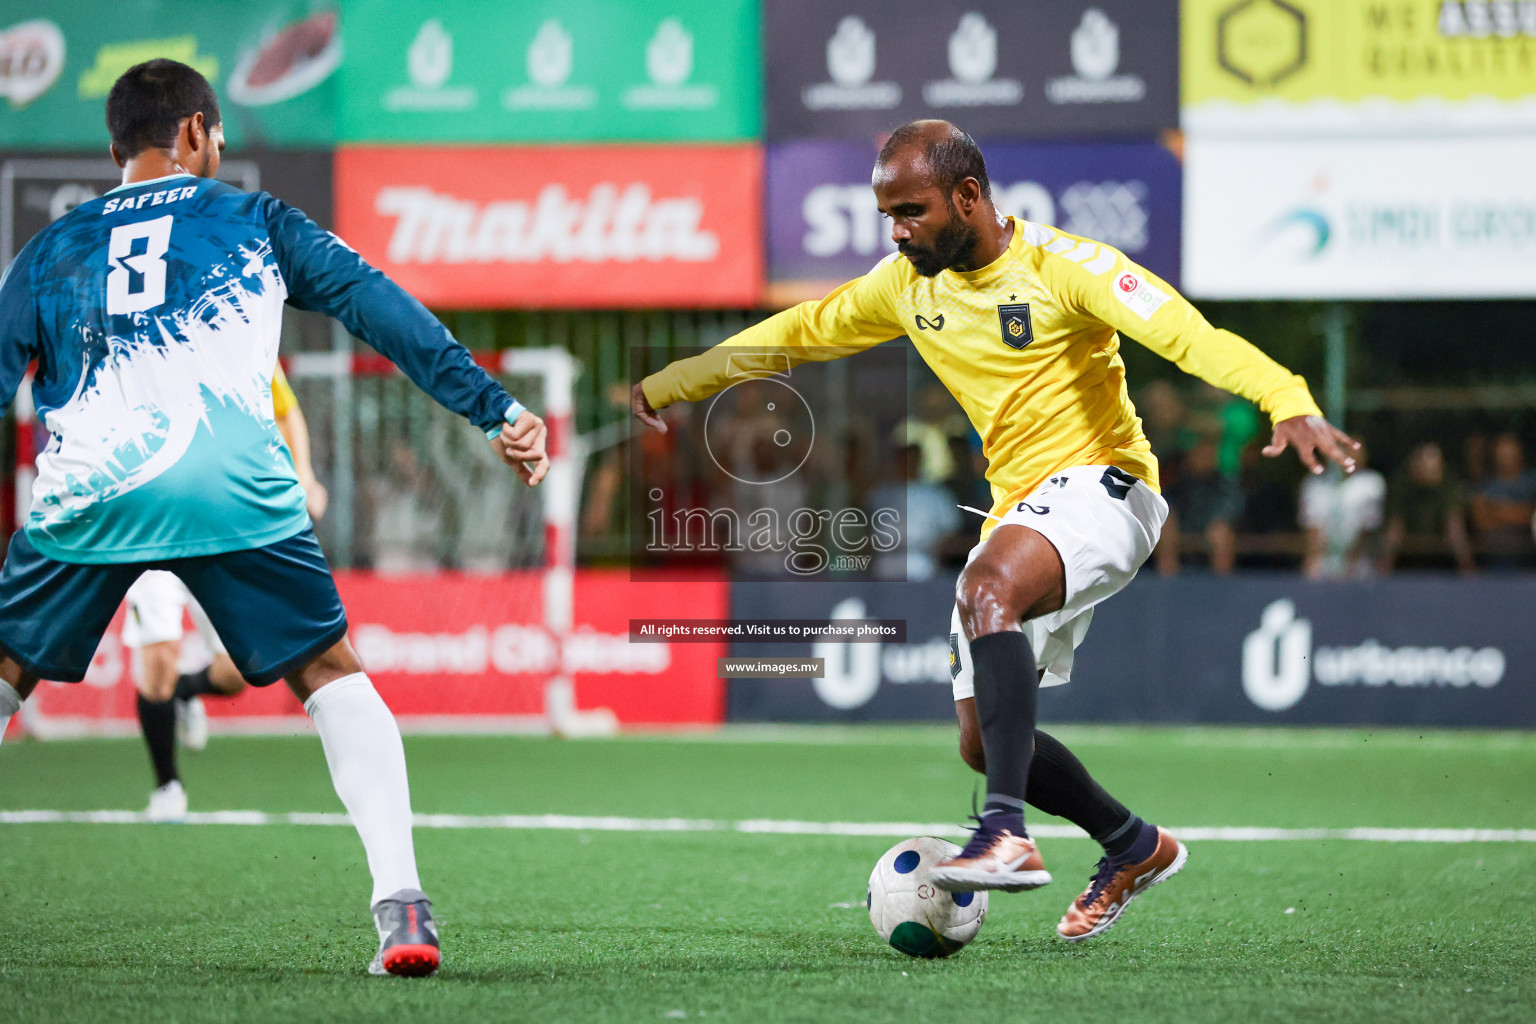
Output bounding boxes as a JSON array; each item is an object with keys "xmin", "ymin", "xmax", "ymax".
[{"xmin": 898, "ymin": 203, "xmax": 981, "ymax": 277}]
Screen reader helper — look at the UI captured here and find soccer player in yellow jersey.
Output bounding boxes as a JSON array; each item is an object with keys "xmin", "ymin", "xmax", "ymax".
[{"xmin": 635, "ymin": 121, "xmax": 1360, "ymax": 942}]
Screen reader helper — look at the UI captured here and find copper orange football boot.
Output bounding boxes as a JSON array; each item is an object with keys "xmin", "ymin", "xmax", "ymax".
[
  {"xmin": 1057, "ymin": 827, "xmax": 1188, "ymax": 942},
  {"xmin": 930, "ymin": 819, "xmax": 1052, "ymax": 893}
]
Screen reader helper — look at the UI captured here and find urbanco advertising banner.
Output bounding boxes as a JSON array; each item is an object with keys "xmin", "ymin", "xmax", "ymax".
[
  {"xmin": 337, "ymin": 0, "xmax": 759, "ymax": 142},
  {"xmin": 1182, "ymin": 0, "xmax": 1536, "ymax": 136},
  {"xmin": 1183, "ymin": 136, "xmax": 1536, "ymax": 299},
  {"xmin": 764, "ymin": 0, "xmax": 1177, "ymax": 140},
  {"xmin": 767, "ymin": 138, "xmax": 1180, "ymax": 302},
  {"xmin": 727, "ymin": 581, "xmax": 961, "ymax": 722},
  {"xmin": 0, "ymin": 2, "xmax": 340, "ymax": 147},
  {"xmin": 14, "ymin": 571, "xmax": 728, "ymax": 737},
  {"xmin": 726, "ymin": 575, "xmax": 1536, "ymax": 727},
  {"xmin": 0, "ymin": 148, "xmax": 333, "ymax": 265},
  {"xmin": 333, "ymin": 145, "xmax": 763, "ymax": 309}
]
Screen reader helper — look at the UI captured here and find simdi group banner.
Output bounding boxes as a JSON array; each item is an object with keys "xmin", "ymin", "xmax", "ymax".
[
  {"xmin": 767, "ymin": 138, "xmax": 1180, "ymax": 302},
  {"xmin": 1183, "ymin": 135, "xmax": 1536, "ymax": 299},
  {"xmin": 334, "ymin": 144, "xmax": 763, "ymax": 309},
  {"xmin": 17, "ymin": 571, "xmax": 728, "ymax": 735},
  {"xmin": 1181, "ymin": 0, "xmax": 1536, "ymax": 135},
  {"xmin": 764, "ymin": 0, "xmax": 1178, "ymax": 140},
  {"xmin": 0, "ymin": 2, "xmax": 339, "ymax": 147},
  {"xmin": 338, "ymin": 0, "xmax": 759, "ymax": 142}
]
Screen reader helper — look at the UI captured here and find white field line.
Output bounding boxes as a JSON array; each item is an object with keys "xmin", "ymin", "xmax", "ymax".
[{"xmin": 0, "ymin": 810, "xmax": 1533, "ymax": 843}]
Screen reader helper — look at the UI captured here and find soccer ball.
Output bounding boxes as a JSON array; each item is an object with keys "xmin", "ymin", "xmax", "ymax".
[{"xmin": 867, "ymin": 837, "xmax": 987, "ymax": 958}]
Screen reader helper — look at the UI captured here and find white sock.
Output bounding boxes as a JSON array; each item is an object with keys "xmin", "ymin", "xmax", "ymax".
[
  {"xmin": 0, "ymin": 680, "xmax": 21, "ymax": 747},
  {"xmin": 303, "ymin": 673, "xmax": 421, "ymax": 905}
]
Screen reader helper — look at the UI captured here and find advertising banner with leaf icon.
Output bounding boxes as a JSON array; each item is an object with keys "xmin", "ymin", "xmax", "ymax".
[
  {"xmin": 764, "ymin": 0, "xmax": 1177, "ymax": 140},
  {"xmin": 338, "ymin": 0, "xmax": 759, "ymax": 142}
]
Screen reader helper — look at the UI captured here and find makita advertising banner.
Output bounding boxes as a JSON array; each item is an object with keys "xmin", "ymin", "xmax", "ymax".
[
  {"xmin": 764, "ymin": 0, "xmax": 1177, "ymax": 141},
  {"xmin": 16, "ymin": 571, "xmax": 728, "ymax": 736},
  {"xmin": 766, "ymin": 138, "xmax": 1180, "ymax": 301},
  {"xmin": 0, "ymin": 149, "xmax": 333, "ymax": 265},
  {"xmin": 1184, "ymin": 136, "xmax": 1536, "ymax": 299},
  {"xmin": 337, "ymin": 0, "xmax": 759, "ymax": 142},
  {"xmin": 333, "ymin": 145, "xmax": 763, "ymax": 309},
  {"xmin": 0, "ymin": 3, "xmax": 339, "ymax": 147},
  {"xmin": 728, "ymin": 575, "xmax": 1536, "ymax": 726}
]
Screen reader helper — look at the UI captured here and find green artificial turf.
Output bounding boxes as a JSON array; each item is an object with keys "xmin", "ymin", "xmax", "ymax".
[{"xmin": 0, "ymin": 727, "xmax": 1532, "ymax": 1023}]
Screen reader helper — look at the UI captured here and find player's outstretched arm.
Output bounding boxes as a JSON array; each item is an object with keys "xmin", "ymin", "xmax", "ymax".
[
  {"xmin": 264, "ymin": 197, "xmax": 526, "ymax": 443},
  {"xmin": 1263, "ymin": 415, "xmax": 1361, "ymax": 475},
  {"xmin": 490, "ymin": 409, "xmax": 550, "ymax": 486}
]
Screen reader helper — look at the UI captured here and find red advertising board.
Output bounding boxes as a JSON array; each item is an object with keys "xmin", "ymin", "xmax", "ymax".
[
  {"xmin": 16, "ymin": 571, "xmax": 726, "ymax": 734},
  {"xmin": 334, "ymin": 145, "xmax": 763, "ymax": 309}
]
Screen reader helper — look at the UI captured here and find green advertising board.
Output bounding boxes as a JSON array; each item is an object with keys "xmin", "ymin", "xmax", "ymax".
[
  {"xmin": 336, "ymin": 0, "xmax": 760, "ymax": 142},
  {"xmin": 0, "ymin": 1, "xmax": 338, "ymax": 147}
]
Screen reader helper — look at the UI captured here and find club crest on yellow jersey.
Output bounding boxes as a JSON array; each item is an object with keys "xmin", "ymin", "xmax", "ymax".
[{"xmin": 996, "ymin": 302, "xmax": 1033, "ymax": 349}]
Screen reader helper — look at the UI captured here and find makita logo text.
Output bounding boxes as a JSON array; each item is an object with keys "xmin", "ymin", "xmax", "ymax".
[{"xmin": 375, "ymin": 184, "xmax": 720, "ymax": 264}]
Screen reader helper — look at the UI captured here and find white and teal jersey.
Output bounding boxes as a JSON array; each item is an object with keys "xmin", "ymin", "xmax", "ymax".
[{"xmin": 0, "ymin": 173, "xmax": 517, "ymax": 564}]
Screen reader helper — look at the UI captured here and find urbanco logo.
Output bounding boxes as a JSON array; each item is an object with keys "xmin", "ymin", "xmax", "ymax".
[
  {"xmin": 922, "ymin": 12, "xmax": 1023, "ymax": 108},
  {"xmin": 801, "ymin": 16, "xmax": 901, "ymax": 111},
  {"xmin": 1046, "ymin": 8, "xmax": 1147, "ymax": 105},
  {"xmin": 812, "ymin": 597, "xmax": 954, "ymax": 710},
  {"xmin": 384, "ymin": 19, "xmax": 477, "ymax": 111},
  {"xmin": 624, "ymin": 18, "xmax": 717, "ymax": 110},
  {"xmin": 1242, "ymin": 598, "xmax": 1506, "ymax": 712},
  {"xmin": 504, "ymin": 19, "xmax": 596, "ymax": 111}
]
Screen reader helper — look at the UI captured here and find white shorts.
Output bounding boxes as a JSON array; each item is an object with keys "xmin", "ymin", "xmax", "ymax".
[
  {"xmin": 950, "ymin": 464, "xmax": 1167, "ymax": 700},
  {"xmin": 121, "ymin": 570, "xmax": 227, "ymax": 656}
]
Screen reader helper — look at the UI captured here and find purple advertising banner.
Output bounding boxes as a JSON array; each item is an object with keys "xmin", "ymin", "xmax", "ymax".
[{"xmin": 765, "ymin": 138, "xmax": 1181, "ymax": 303}]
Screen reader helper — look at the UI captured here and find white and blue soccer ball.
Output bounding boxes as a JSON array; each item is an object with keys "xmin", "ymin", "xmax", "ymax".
[{"xmin": 867, "ymin": 837, "xmax": 988, "ymax": 958}]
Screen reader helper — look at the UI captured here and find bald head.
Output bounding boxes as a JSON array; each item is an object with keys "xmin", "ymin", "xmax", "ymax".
[{"xmin": 874, "ymin": 119, "xmax": 991, "ymax": 201}]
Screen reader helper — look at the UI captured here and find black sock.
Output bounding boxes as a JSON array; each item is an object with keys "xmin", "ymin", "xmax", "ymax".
[
  {"xmin": 173, "ymin": 668, "xmax": 216, "ymax": 701},
  {"xmin": 136, "ymin": 694, "xmax": 178, "ymax": 788},
  {"xmin": 971, "ymin": 631, "xmax": 1038, "ymax": 835},
  {"xmin": 1027, "ymin": 729, "xmax": 1148, "ymax": 861}
]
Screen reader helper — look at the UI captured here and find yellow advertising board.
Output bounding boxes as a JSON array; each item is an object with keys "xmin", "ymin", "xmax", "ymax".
[{"xmin": 1182, "ymin": 0, "xmax": 1536, "ymax": 132}]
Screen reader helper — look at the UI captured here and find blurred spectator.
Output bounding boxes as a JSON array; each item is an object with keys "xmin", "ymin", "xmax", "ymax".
[
  {"xmin": 1380, "ymin": 441, "xmax": 1476, "ymax": 574},
  {"xmin": 938, "ymin": 432, "xmax": 992, "ymax": 567},
  {"xmin": 867, "ymin": 442, "xmax": 960, "ymax": 581},
  {"xmin": 1187, "ymin": 382, "xmax": 1261, "ymax": 481},
  {"xmin": 367, "ymin": 442, "xmax": 445, "ymax": 572},
  {"xmin": 1156, "ymin": 437, "xmax": 1242, "ymax": 575},
  {"xmin": 1469, "ymin": 432, "xmax": 1536, "ymax": 570},
  {"xmin": 897, "ymin": 384, "xmax": 970, "ymax": 484},
  {"xmin": 1463, "ymin": 432, "xmax": 1491, "ymax": 491},
  {"xmin": 1299, "ymin": 444, "xmax": 1385, "ymax": 580},
  {"xmin": 1138, "ymin": 380, "xmax": 1193, "ymax": 487}
]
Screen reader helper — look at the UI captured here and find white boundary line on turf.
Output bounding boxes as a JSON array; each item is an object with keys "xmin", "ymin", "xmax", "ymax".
[{"xmin": 1, "ymin": 810, "xmax": 1534, "ymax": 842}]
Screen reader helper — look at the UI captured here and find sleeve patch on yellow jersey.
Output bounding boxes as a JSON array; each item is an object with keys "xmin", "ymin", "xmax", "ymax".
[{"xmin": 1111, "ymin": 270, "xmax": 1171, "ymax": 321}]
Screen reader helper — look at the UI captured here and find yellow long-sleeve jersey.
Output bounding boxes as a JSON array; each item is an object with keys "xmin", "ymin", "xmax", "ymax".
[{"xmin": 643, "ymin": 218, "xmax": 1322, "ymax": 528}]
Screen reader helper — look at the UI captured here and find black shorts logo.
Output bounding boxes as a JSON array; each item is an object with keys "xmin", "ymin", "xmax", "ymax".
[
  {"xmin": 997, "ymin": 303, "xmax": 1033, "ymax": 349},
  {"xmin": 949, "ymin": 633, "xmax": 961, "ymax": 679},
  {"xmin": 1100, "ymin": 466, "xmax": 1136, "ymax": 500}
]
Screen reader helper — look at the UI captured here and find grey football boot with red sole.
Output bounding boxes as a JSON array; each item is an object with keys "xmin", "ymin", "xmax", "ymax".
[{"xmin": 369, "ymin": 889, "xmax": 441, "ymax": 976}]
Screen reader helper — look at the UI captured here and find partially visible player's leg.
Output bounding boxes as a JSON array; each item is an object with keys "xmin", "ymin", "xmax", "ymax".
[
  {"xmin": 930, "ymin": 524, "xmax": 1062, "ymax": 893},
  {"xmin": 0, "ymin": 658, "xmax": 37, "ymax": 747},
  {"xmin": 178, "ymin": 528, "xmax": 436, "ymax": 976},
  {"xmin": 124, "ymin": 573, "xmax": 193, "ymax": 817}
]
